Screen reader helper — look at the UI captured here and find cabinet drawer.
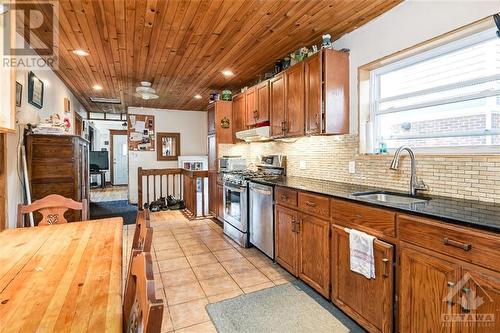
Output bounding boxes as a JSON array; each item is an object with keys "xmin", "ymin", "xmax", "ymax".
[
  {"xmin": 298, "ymin": 192, "xmax": 330, "ymax": 218},
  {"xmin": 399, "ymin": 214, "xmax": 500, "ymax": 272},
  {"xmin": 331, "ymin": 199, "xmax": 396, "ymax": 238},
  {"xmin": 276, "ymin": 187, "xmax": 297, "ymax": 207}
]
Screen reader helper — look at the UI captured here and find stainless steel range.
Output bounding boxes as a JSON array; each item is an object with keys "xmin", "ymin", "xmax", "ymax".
[{"xmin": 222, "ymin": 155, "xmax": 285, "ymax": 254}]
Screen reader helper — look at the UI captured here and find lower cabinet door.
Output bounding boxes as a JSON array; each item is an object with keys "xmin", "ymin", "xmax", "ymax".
[
  {"xmin": 399, "ymin": 245, "xmax": 461, "ymax": 333},
  {"xmin": 298, "ymin": 213, "xmax": 330, "ymax": 297},
  {"xmin": 275, "ymin": 205, "xmax": 299, "ymax": 276},
  {"xmin": 217, "ymin": 184, "xmax": 224, "ymax": 221},
  {"xmin": 331, "ymin": 225, "xmax": 394, "ymax": 333},
  {"xmin": 461, "ymin": 267, "xmax": 500, "ymax": 333}
]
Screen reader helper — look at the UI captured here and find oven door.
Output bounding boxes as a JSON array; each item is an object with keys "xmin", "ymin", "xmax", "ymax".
[{"xmin": 223, "ymin": 183, "xmax": 247, "ymax": 232}]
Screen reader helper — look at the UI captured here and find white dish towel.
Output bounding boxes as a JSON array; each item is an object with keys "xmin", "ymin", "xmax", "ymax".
[{"xmin": 347, "ymin": 228, "xmax": 376, "ymax": 279}]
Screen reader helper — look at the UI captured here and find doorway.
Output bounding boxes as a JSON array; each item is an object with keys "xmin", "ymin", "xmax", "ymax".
[
  {"xmin": 90, "ymin": 129, "xmax": 128, "ymax": 203},
  {"xmin": 110, "ymin": 129, "xmax": 128, "ymax": 185}
]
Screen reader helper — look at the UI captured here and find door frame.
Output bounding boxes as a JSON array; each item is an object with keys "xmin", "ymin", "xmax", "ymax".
[{"xmin": 109, "ymin": 129, "xmax": 128, "ymax": 186}]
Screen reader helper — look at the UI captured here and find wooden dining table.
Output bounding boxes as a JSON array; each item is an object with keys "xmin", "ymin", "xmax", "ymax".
[{"xmin": 0, "ymin": 218, "xmax": 123, "ymax": 333}]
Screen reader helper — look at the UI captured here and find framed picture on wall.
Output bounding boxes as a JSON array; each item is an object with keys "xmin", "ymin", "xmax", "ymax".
[
  {"xmin": 28, "ymin": 71, "xmax": 44, "ymax": 109},
  {"xmin": 15, "ymin": 82, "xmax": 22, "ymax": 107},
  {"xmin": 157, "ymin": 132, "xmax": 180, "ymax": 161}
]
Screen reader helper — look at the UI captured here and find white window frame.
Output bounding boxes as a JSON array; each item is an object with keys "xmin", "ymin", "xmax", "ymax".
[{"xmin": 369, "ymin": 27, "xmax": 500, "ymax": 154}]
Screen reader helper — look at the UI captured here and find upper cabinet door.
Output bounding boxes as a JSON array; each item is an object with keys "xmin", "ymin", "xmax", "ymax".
[
  {"xmin": 270, "ymin": 74, "xmax": 286, "ymax": 137},
  {"xmin": 284, "ymin": 62, "xmax": 305, "ymax": 137},
  {"xmin": 256, "ymin": 81, "xmax": 270, "ymax": 124},
  {"xmin": 245, "ymin": 87, "xmax": 257, "ymax": 126},
  {"xmin": 323, "ymin": 50, "xmax": 349, "ymax": 134},
  {"xmin": 305, "ymin": 53, "xmax": 322, "ymax": 135},
  {"xmin": 207, "ymin": 104, "xmax": 216, "ymax": 134},
  {"xmin": 232, "ymin": 93, "xmax": 246, "ymax": 141}
]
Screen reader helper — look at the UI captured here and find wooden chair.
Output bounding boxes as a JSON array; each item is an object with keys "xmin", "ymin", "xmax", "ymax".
[
  {"xmin": 125, "ymin": 209, "xmax": 154, "ymax": 302},
  {"xmin": 123, "ymin": 251, "xmax": 164, "ymax": 333},
  {"xmin": 131, "ymin": 208, "xmax": 153, "ymax": 253},
  {"xmin": 17, "ymin": 194, "xmax": 88, "ymax": 227}
]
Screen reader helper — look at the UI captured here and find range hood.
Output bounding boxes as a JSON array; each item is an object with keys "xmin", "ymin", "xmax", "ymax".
[{"xmin": 235, "ymin": 126, "xmax": 272, "ymax": 142}]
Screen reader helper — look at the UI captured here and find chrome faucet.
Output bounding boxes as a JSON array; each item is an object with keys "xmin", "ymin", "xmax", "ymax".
[{"xmin": 390, "ymin": 146, "xmax": 429, "ymax": 196}]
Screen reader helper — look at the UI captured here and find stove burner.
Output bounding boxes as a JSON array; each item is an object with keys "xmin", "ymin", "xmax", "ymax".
[{"xmin": 222, "ymin": 168, "xmax": 284, "ymax": 186}]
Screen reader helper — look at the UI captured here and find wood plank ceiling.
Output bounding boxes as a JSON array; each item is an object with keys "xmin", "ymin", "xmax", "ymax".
[{"xmin": 20, "ymin": 0, "xmax": 401, "ymax": 113}]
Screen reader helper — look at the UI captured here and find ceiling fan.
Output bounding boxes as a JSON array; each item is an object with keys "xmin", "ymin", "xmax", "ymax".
[{"xmin": 135, "ymin": 81, "xmax": 159, "ymax": 100}]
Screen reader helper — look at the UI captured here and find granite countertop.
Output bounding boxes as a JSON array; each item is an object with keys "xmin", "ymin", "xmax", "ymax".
[{"xmin": 250, "ymin": 176, "xmax": 500, "ymax": 233}]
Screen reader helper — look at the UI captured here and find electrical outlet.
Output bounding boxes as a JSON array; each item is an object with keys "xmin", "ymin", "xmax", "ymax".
[
  {"xmin": 299, "ymin": 160, "xmax": 307, "ymax": 170},
  {"xmin": 348, "ymin": 161, "xmax": 356, "ymax": 174}
]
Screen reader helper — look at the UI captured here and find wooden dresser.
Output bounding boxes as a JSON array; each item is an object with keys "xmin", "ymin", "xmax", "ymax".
[{"xmin": 26, "ymin": 134, "xmax": 90, "ymax": 223}]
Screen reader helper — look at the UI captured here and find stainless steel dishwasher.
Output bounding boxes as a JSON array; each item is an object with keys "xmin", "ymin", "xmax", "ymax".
[{"xmin": 249, "ymin": 182, "xmax": 274, "ymax": 259}]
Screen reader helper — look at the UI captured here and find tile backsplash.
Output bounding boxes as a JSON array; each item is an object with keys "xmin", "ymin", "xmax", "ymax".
[{"xmin": 219, "ymin": 135, "xmax": 500, "ymax": 203}]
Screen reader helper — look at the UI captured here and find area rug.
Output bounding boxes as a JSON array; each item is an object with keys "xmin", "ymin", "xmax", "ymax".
[
  {"xmin": 90, "ymin": 200, "xmax": 138, "ymax": 225},
  {"xmin": 206, "ymin": 280, "xmax": 366, "ymax": 333}
]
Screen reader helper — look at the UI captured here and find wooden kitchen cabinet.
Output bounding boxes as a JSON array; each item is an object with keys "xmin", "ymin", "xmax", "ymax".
[
  {"xmin": 331, "ymin": 225, "xmax": 394, "ymax": 332},
  {"xmin": 275, "ymin": 196, "xmax": 331, "ymax": 297},
  {"xmin": 304, "ymin": 49, "xmax": 349, "ymax": 135},
  {"xmin": 275, "ymin": 205, "xmax": 299, "ymax": 276},
  {"xmin": 305, "ymin": 52, "xmax": 323, "ymax": 134},
  {"xmin": 256, "ymin": 81, "xmax": 270, "ymax": 124},
  {"xmin": 208, "ymin": 170, "xmax": 217, "ymax": 216},
  {"xmin": 298, "ymin": 213, "xmax": 330, "ymax": 297},
  {"xmin": 270, "ymin": 63, "xmax": 305, "ymax": 138},
  {"xmin": 270, "ymin": 74, "xmax": 286, "ymax": 137},
  {"xmin": 232, "ymin": 93, "xmax": 246, "ymax": 141},
  {"xmin": 461, "ymin": 267, "xmax": 500, "ymax": 333},
  {"xmin": 247, "ymin": 81, "xmax": 270, "ymax": 126},
  {"xmin": 245, "ymin": 87, "xmax": 257, "ymax": 126},
  {"xmin": 284, "ymin": 62, "xmax": 305, "ymax": 137},
  {"xmin": 399, "ymin": 245, "xmax": 461, "ymax": 333},
  {"xmin": 217, "ymin": 183, "xmax": 224, "ymax": 222}
]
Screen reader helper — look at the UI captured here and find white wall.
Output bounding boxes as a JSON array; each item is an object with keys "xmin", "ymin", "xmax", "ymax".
[
  {"xmin": 90, "ymin": 120, "xmax": 127, "ymax": 182},
  {"xmin": 128, "ymin": 107, "xmax": 207, "ymax": 204},
  {"xmin": 4, "ymin": 33, "xmax": 88, "ymax": 228},
  {"xmin": 332, "ymin": 0, "xmax": 500, "ymax": 134}
]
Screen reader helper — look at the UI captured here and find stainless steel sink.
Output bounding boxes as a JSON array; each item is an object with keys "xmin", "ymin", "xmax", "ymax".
[{"xmin": 352, "ymin": 191, "xmax": 430, "ymax": 204}]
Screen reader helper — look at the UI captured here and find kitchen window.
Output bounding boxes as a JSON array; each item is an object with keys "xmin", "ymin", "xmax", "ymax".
[{"xmin": 369, "ymin": 27, "xmax": 500, "ymax": 153}]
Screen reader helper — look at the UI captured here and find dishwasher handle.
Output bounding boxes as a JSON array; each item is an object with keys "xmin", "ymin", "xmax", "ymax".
[{"xmin": 250, "ymin": 187, "xmax": 273, "ymax": 196}]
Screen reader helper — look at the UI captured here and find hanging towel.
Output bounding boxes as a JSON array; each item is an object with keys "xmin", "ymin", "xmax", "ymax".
[{"xmin": 347, "ymin": 228, "xmax": 376, "ymax": 279}]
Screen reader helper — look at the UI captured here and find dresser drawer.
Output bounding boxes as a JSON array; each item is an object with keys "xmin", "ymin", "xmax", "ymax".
[
  {"xmin": 331, "ymin": 199, "xmax": 396, "ymax": 238},
  {"xmin": 276, "ymin": 187, "xmax": 297, "ymax": 207},
  {"xmin": 298, "ymin": 192, "xmax": 330, "ymax": 218},
  {"xmin": 398, "ymin": 214, "xmax": 500, "ymax": 272}
]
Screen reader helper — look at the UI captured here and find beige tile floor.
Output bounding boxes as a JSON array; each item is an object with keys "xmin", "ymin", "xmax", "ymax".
[{"xmin": 123, "ymin": 210, "xmax": 295, "ymax": 333}]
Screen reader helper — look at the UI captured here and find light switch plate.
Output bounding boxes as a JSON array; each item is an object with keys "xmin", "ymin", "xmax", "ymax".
[
  {"xmin": 299, "ymin": 160, "xmax": 307, "ymax": 170},
  {"xmin": 348, "ymin": 161, "xmax": 356, "ymax": 174}
]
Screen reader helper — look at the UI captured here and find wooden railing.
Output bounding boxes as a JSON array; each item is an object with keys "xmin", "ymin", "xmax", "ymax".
[
  {"xmin": 182, "ymin": 169, "xmax": 209, "ymax": 219},
  {"xmin": 137, "ymin": 167, "xmax": 210, "ymax": 219}
]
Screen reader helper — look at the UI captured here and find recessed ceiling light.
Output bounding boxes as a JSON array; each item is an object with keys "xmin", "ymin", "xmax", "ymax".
[
  {"xmin": 222, "ymin": 70, "xmax": 234, "ymax": 77},
  {"xmin": 93, "ymin": 84, "xmax": 103, "ymax": 91},
  {"xmin": 194, "ymin": 94, "xmax": 202, "ymax": 99},
  {"xmin": 72, "ymin": 49, "xmax": 89, "ymax": 56}
]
